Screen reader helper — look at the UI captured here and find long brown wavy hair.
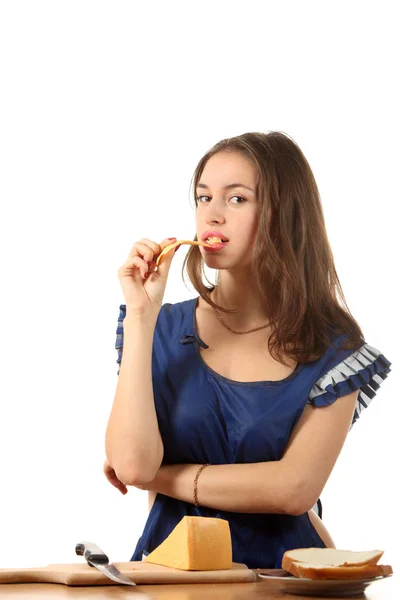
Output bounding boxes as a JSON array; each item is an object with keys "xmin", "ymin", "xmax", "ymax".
[{"xmin": 181, "ymin": 131, "xmax": 365, "ymax": 365}]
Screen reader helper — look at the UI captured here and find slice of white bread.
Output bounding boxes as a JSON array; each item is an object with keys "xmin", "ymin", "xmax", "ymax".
[
  {"xmin": 282, "ymin": 548, "xmax": 393, "ymax": 580},
  {"xmin": 291, "ymin": 563, "xmax": 393, "ymax": 580}
]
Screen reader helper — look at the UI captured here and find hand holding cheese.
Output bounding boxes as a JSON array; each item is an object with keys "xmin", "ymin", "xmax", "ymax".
[
  {"xmin": 117, "ymin": 237, "xmax": 182, "ymax": 316},
  {"xmin": 144, "ymin": 516, "xmax": 233, "ymax": 571},
  {"xmin": 118, "ymin": 238, "xmax": 212, "ymax": 316}
]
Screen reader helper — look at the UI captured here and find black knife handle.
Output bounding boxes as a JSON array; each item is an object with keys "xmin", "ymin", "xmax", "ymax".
[{"xmin": 75, "ymin": 542, "xmax": 109, "ymax": 566}]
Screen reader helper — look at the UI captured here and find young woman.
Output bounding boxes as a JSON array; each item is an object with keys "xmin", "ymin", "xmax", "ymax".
[{"xmin": 104, "ymin": 131, "xmax": 391, "ymax": 569}]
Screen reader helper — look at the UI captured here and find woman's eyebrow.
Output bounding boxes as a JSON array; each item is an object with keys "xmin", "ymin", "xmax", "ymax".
[{"xmin": 196, "ymin": 182, "xmax": 255, "ymax": 193}]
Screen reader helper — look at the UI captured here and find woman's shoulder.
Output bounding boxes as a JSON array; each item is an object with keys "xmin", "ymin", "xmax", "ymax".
[
  {"xmin": 311, "ymin": 332, "xmax": 388, "ymax": 375},
  {"xmin": 306, "ymin": 332, "xmax": 392, "ymax": 427}
]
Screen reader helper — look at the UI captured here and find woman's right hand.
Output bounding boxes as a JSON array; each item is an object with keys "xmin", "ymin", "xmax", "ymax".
[
  {"xmin": 104, "ymin": 458, "xmax": 128, "ymax": 495},
  {"xmin": 117, "ymin": 237, "xmax": 180, "ymax": 316}
]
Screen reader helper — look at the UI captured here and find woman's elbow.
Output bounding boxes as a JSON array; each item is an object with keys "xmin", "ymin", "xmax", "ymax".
[
  {"xmin": 111, "ymin": 451, "xmax": 163, "ymax": 486},
  {"xmin": 287, "ymin": 480, "xmax": 320, "ymax": 516},
  {"xmin": 106, "ymin": 441, "xmax": 164, "ymax": 487},
  {"xmin": 288, "ymin": 499, "xmax": 316, "ymax": 516},
  {"xmin": 115, "ymin": 464, "xmax": 157, "ymax": 487}
]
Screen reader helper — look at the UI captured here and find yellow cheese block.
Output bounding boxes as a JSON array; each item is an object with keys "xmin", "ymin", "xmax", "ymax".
[{"xmin": 144, "ymin": 516, "xmax": 233, "ymax": 571}]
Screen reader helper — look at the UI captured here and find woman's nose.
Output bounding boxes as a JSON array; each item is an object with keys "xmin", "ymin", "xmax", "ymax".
[{"xmin": 205, "ymin": 199, "xmax": 225, "ymax": 224}]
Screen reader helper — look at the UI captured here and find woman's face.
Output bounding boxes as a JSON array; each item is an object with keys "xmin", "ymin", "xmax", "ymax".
[{"xmin": 195, "ymin": 151, "xmax": 260, "ymax": 271}]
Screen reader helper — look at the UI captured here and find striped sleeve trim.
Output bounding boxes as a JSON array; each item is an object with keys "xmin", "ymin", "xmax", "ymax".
[
  {"xmin": 115, "ymin": 304, "xmax": 126, "ymax": 375},
  {"xmin": 308, "ymin": 343, "xmax": 391, "ymax": 427}
]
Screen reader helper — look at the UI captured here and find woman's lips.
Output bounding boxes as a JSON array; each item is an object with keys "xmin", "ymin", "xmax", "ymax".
[{"xmin": 204, "ymin": 241, "xmax": 228, "ymax": 251}]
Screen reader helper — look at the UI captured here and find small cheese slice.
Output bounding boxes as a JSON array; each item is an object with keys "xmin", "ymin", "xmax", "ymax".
[
  {"xmin": 144, "ymin": 516, "xmax": 233, "ymax": 571},
  {"xmin": 155, "ymin": 240, "xmax": 211, "ymax": 266}
]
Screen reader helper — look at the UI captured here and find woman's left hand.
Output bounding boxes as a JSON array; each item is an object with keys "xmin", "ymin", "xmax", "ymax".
[
  {"xmin": 103, "ymin": 459, "xmax": 128, "ymax": 495},
  {"xmin": 103, "ymin": 461, "xmax": 197, "ymax": 499}
]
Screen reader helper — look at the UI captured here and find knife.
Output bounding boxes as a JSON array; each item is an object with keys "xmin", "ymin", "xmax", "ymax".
[{"xmin": 75, "ymin": 541, "xmax": 136, "ymax": 586}]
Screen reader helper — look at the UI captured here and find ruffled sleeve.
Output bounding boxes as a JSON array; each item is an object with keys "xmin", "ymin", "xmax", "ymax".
[
  {"xmin": 115, "ymin": 304, "xmax": 126, "ymax": 375},
  {"xmin": 308, "ymin": 339, "xmax": 392, "ymax": 428}
]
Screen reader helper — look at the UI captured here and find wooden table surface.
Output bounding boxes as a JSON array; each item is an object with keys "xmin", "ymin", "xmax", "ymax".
[{"xmin": 0, "ymin": 576, "xmax": 395, "ymax": 599}]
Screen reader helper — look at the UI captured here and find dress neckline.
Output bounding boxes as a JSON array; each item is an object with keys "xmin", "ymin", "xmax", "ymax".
[{"xmin": 190, "ymin": 296, "xmax": 304, "ymax": 387}]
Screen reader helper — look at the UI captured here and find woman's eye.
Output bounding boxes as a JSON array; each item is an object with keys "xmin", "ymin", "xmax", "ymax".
[
  {"xmin": 196, "ymin": 195, "xmax": 247, "ymax": 204},
  {"xmin": 230, "ymin": 196, "xmax": 247, "ymax": 204}
]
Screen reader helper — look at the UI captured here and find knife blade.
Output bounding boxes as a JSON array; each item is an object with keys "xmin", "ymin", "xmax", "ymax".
[{"xmin": 75, "ymin": 541, "xmax": 136, "ymax": 586}]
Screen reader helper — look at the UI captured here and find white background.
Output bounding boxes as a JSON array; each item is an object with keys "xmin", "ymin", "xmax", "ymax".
[{"xmin": 0, "ymin": 0, "xmax": 398, "ymax": 575}]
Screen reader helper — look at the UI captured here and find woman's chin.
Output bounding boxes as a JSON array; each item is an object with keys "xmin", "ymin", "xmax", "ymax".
[
  {"xmin": 202, "ymin": 253, "xmax": 226, "ymax": 265},
  {"xmin": 203, "ymin": 255, "xmax": 243, "ymax": 271}
]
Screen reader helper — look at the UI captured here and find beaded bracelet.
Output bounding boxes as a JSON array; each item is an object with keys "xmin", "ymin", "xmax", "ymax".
[{"xmin": 193, "ymin": 463, "xmax": 210, "ymax": 507}]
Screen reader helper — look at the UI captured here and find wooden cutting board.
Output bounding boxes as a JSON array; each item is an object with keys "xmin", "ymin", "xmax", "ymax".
[{"xmin": 0, "ymin": 561, "xmax": 257, "ymax": 586}]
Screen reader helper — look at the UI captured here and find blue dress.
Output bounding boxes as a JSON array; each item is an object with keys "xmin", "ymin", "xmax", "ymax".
[{"xmin": 115, "ymin": 297, "xmax": 392, "ymax": 569}]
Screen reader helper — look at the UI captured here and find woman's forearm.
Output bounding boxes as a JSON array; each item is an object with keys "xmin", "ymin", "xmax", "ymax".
[
  {"xmin": 146, "ymin": 462, "xmax": 303, "ymax": 515},
  {"xmin": 105, "ymin": 311, "xmax": 163, "ymax": 485}
]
